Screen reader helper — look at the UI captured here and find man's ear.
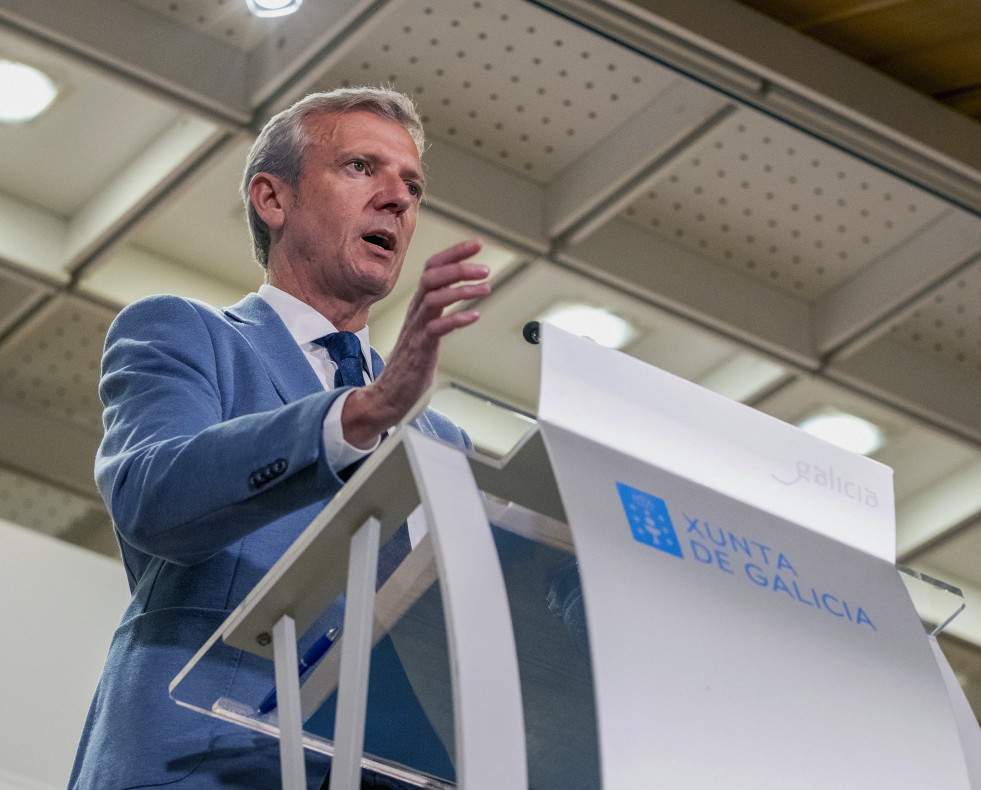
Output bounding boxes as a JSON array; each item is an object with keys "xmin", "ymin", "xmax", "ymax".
[{"xmin": 248, "ymin": 172, "xmax": 291, "ymax": 230}]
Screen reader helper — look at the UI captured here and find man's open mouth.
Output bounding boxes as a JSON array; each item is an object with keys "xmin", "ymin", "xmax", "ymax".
[{"xmin": 362, "ymin": 234, "xmax": 393, "ymax": 251}]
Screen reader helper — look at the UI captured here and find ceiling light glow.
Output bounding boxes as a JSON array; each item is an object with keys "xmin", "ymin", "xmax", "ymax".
[
  {"xmin": 540, "ymin": 303, "xmax": 636, "ymax": 349},
  {"xmin": 246, "ymin": 0, "xmax": 302, "ymax": 17},
  {"xmin": 0, "ymin": 61, "xmax": 58, "ymax": 123},
  {"xmin": 797, "ymin": 411, "xmax": 884, "ymax": 456}
]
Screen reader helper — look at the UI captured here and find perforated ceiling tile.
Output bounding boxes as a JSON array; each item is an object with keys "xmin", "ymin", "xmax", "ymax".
[
  {"xmin": 0, "ymin": 268, "xmax": 51, "ymax": 335},
  {"xmin": 0, "ymin": 464, "xmax": 101, "ymax": 538},
  {"xmin": 0, "ymin": 296, "xmax": 115, "ymax": 433},
  {"xmin": 325, "ymin": 0, "xmax": 673, "ymax": 182},
  {"xmin": 889, "ymin": 259, "xmax": 981, "ymax": 375},
  {"xmin": 126, "ymin": 0, "xmax": 269, "ymax": 51},
  {"xmin": 620, "ymin": 108, "xmax": 950, "ymax": 302}
]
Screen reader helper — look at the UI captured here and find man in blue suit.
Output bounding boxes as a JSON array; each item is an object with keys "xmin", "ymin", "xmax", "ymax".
[{"xmin": 69, "ymin": 87, "xmax": 490, "ymax": 789}]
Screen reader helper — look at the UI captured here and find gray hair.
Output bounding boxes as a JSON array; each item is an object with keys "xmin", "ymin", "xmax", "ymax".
[{"xmin": 241, "ymin": 86, "xmax": 425, "ymax": 269}]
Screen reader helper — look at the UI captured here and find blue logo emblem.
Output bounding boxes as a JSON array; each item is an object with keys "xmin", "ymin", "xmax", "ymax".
[{"xmin": 617, "ymin": 482, "xmax": 683, "ymax": 558}]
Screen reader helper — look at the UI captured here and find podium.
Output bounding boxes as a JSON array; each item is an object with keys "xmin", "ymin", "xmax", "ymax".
[{"xmin": 171, "ymin": 324, "xmax": 981, "ymax": 789}]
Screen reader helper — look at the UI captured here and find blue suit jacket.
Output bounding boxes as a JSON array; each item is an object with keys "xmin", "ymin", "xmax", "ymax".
[{"xmin": 69, "ymin": 294, "xmax": 467, "ymax": 789}]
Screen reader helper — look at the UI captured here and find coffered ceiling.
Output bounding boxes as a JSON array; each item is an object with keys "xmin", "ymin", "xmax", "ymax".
[{"xmin": 2, "ymin": 0, "xmax": 981, "ymax": 713}]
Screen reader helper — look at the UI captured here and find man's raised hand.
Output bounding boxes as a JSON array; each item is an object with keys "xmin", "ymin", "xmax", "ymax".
[{"xmin": 340, "ymin": 238, "xmax": 490, "ymax": 448}]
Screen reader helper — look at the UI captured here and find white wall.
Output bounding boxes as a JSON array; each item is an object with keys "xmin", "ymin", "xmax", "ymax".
[{"xmin": 0, "ymin": 519, "xmax": 130, "ymax": 790}]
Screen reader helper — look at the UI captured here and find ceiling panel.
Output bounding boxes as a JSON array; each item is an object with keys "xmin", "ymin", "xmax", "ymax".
[
  {"xmin": 0, "ymin": 294, "xmax": 113, "ymax": 434},
  {"xmin": 128, "ymin": 0, "xmax": 275, "ymax": 52},
  {"xmin": 620, "ymin": 105, "xmax": 949, "ymax": 302},
  {"xmin": 0, "ymin": 464, "xmax": 105, "ymax": 539},
  {"xmin": 324, "ymin": 0, "xmax": 673, "ymax": 182},
  {"xmin": 0, "ymin": 25, "xmax": 184, "ymax": 217},
  {"xmin": 118, "ymin": 137, "xmax": 260, "ymax": 289},
  {"xmin": 887, "ymin": 258, "xmax": 981, "ymax": 375}
]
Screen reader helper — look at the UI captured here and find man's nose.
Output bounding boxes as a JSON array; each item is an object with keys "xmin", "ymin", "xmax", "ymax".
[{"xmin": 374, "ymin": 172, "xmax": 413, "ymax": 213}]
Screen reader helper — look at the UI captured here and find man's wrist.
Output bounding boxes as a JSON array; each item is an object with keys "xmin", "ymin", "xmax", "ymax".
[
  {"xmin": 323, "ymin": 390, "xmax": 379, "ymax": 466},
  {"xmin": 339, "ymin": 385, "xmax": 399, "ymax": 449}
]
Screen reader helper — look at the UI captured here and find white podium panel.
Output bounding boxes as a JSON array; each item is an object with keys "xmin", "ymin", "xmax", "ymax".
[
  {"xmin": 537, "ymin": 325, "xmax": 972, "ymax": 789},
  {"xmin": 537, "ymin": 323, "xmax": 896, "ymax": 562}
]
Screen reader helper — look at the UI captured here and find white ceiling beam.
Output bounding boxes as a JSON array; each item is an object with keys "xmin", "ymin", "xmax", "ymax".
[
  {"xmin": 0, "ymin": 0, "xmax": 251, "ymax": 124},
  {"xmin": 64, "ymin": 118, "xmax": 230, "ymax": 274},
  {"xmin": 79, "ymin": 245, "xmax": 245, "ymax": 310},
  {"xmin": 423, "ymin": 141, "xmax": 548, "ymax": 255},
  {"xmin": 694, "ymin": 352, "xmax": 789, "ymax": 404},
  {"xmin": 0, "ymin": 192, "xmax": 68, "ymax": 281},
  {"xmin": 544, "ymin": 78, "xmax": 731, "ymax": 239},
  {"xmin": 828, "ymin": 337, "xmax": 981, "ymax": 445},
  {"xmin": 815, "ymin": 208, "xmax": 981, "ymax": 357},
  {"xmin": 897, "ymin": 461, "xmax": 981, "ymax": 559},
  {"xmin": 559, "ymin": 217, "xmax": 816, "ymax": 366}
]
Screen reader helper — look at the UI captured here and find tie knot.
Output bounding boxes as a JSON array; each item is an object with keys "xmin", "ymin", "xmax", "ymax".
[
  {"xmin": 319, "ymin": 330, "xmax": 361, "ymax": 361},
  {"xmin": 314, "ymin": 331, "xmax": 366, "ymax": 388}
]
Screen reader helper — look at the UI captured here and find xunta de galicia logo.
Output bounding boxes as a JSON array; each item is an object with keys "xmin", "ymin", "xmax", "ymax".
[{"xmin": 616, "ymin": 481, "xmax": 876, "ymax": 631}]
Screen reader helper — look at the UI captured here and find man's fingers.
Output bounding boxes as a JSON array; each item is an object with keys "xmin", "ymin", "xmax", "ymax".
[
  {"xmin": 424, "ymin": 237, "xmax": 483, "ymax": 269},
  {"xmin": 426, "ymin": 309, "xmax": 482, "ymax": 338},
  {"xmin": 417, "ymin": 280, "xmax": 491, "ymax": 314},
  {"xmin": 420, "ymin": 261, "xmax": 489, "ymax": 291},
  {"xmin": 404, "ymin": 278, "xmax": 490, "ymax": 333}
]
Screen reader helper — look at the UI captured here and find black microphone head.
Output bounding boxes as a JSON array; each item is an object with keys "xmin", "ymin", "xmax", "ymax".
[{"xmin": 522, "ymin": 320, "xmax": 541, "ymax": 345}]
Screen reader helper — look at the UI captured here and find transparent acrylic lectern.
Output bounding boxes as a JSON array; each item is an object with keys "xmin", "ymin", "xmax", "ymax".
[{"xmin": 171, "ymin": 324, "xmax": 981, "ymax": 789}]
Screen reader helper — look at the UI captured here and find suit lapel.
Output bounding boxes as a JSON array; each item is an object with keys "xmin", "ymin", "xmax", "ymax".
[
  {"xmin": 224, "ymin": 293, "xmax": 323, "ymax": 404},
  {"xmin": 224, "ymin": 295, "xmax": 447, "ymax": 443}
]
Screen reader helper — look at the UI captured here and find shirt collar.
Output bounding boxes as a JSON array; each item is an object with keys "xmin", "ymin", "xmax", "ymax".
[{"xmin": 257, "ymin": 283, "xmax": 372, "ymax": 363}]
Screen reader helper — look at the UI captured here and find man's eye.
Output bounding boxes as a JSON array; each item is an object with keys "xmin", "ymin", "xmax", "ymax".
[
  {"xmin": 406, "ymin": 182, "xmax": 421, "ymax": 197},
  {"xmin": 349, "ymin": 160, "xmax": 367, "ymax": 172}
]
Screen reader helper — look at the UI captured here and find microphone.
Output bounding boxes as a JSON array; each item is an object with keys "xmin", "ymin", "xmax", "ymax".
[{"xmin": 522, "ymin": 320, "xmax": 541, "ymax": 345}]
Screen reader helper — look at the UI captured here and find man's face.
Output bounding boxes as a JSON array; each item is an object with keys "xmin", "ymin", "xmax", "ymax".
[{"xmin": 280, "ymin": 110, "xmax": 424, "ymax": 311}]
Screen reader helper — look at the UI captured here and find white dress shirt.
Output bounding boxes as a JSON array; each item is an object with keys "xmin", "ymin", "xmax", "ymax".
[{"xmin": 257, "ymin": 283, "xmax": 379, "ymax": 472}]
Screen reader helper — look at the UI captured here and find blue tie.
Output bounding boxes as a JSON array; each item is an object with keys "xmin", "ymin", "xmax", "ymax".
[
  {"xmin": 314, "ymin": 330, "xmax": 409, "ymax": 579},
  {"xmin": 315, "ymin": 331, "xmax": 366, "ymax": 388}
]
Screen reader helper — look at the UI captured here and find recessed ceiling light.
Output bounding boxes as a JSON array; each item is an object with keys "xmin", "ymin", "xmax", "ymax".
[
  {"xmin": 539, "ymin": 302, "xmax": 636, "ymax": 349},
  {"xmin": 0, "ymin": 60, "xmax": 58, "ymax": 123},
  {"xmin": 246, "ymin": 0, "xmax": 302, "ymax": 17},
  {"xmin": 797, "ymin": 410, "xmax": 884, "ymax": 456}
]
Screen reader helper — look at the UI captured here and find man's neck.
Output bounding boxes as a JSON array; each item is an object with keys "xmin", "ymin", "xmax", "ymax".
[{"xmin": 264, "ymin": 267, "xmax": 369, "ymax": 331}]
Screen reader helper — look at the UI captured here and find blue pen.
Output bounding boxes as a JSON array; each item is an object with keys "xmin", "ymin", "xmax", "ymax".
[{"xmin": 257, "ymin": 625, "xmax": 342, "ymax": 714}]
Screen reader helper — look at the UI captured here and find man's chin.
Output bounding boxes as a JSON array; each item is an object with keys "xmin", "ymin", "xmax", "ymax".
[{"xmin": 350, "ymin": 267, "xmax": 401, "ymax": 305}]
